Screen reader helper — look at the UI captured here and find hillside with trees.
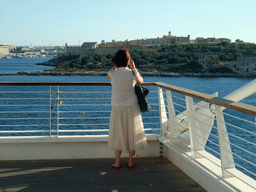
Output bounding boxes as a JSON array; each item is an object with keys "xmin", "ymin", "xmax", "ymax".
[{"xmin": 52, "ymin": 42, "xmax": 256, "ymax": 74}]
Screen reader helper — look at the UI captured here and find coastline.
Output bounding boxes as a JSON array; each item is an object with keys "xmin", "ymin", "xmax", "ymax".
[{"xmin": 0, "ymin": 70, "xmax": 242, "ymax": 78}]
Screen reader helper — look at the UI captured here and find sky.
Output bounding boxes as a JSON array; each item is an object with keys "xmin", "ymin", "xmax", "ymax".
[{"xmin": 0, "ymin": 0, "xmax": 255, "ymax": 46}]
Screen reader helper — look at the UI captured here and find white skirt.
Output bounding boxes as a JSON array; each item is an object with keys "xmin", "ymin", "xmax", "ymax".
[{"xmin": 108, "ymin": 103, "xmax": 147, "ymax": 152}]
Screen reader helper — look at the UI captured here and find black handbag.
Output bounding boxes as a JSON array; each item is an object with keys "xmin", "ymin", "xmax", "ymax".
[{"xmin": 132, "ymin": 70, "xmax": 151, "ymax": 113}]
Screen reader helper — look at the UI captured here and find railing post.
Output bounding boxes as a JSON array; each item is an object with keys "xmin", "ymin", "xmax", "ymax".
[
  {"xmin": 185, "ymin": 96, "xmax": 204, "ymax": 158},
  {"xmin": 158, "ymin": 87, "xmax": 168, "ymax": 136},
  {"xmin": 57, "ymin": 86, "xmax": 60, "ymax": 137},
  {"xmin": 166, "ymin": 90, "xmax": 179, "ymax": 137},
  {"xmin": 215, "ymin": 105, "xmax": 235, "ymax": 178},
  {"xmin": 50, "ymin": 86, "xmax": 52, "ymax": 137}
]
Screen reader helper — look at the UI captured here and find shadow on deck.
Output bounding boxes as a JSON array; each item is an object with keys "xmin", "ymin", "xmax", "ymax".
[{"xmin": 0, "ymin": 157, "xmax": 206, "ymax": 192}]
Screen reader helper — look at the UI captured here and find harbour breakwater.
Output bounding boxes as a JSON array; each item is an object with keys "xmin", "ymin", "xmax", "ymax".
[{"xmin": 0, "ymin": 70, "xmax": 240, "ymax": 77}]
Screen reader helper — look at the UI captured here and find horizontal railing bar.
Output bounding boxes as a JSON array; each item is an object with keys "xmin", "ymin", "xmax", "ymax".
[
  {"xmin": 55, "ymin": 129, "xmax": 160, "ymax": 133},
  {"xmin": 58, "ymin": 91, "xmax": 111, "ymax": 93},
  {"xmin": 56, "ymin": 122, "xmax": 159, "ymax": 126},
  {"xmin": 141, "ymin": 116, "xmax": 159, "ymax": 119},
  {"xmin": 232, "ymin": 152, "xmax": 256, "ymax": 168},
  {"xmin": 206, "ymin": 139, "xmax": 220, "ymax": 148},
  {"xmin": 0, "ymin": 91, "xmax": 50, "ymax": 93},
  {"xmin": 0, "ymin": 111, "xmax": 50, "ymax": 113},
  {"xmin": 0, "ymin": 129, "xmax": 160, "ymax": 134},
  {"xmin": 171, "ymin": 94, "xmax": 186, "ymax": 101},
  {"xmin": 229, "ymin": 141, "xmax": 256, "ymax": 157},
  {"xmin": 57, "ymin": 123, "xmax": 110, "ymax": 126},
  {"xmin": 56, "ymin": 98, "xmax": 111, "ymax": 100},
  {"xmin": 0, "ymin": 124, "xmax": 49, "ymax": 127},
  {"xmin": 227, "ymin": 158, "xmax": 256, "ymax": 178},
  {"xmin": 1, "ymin": 105, "xmax": 50, "ymax": 107},
  {"xmin": 55, "ymin": 111, "xmax": 111, "ymax": 113},
  {"xmin": 3, "ymin": 81, "xmax": 256, "ymax": 116},
  {"xmin": 0, "ymin": 82, "xmax": 155, "ymax": 86},
  {"xmin": 57, "ymin": 117, "xmax": 110, "ymax": 120},
  {"xmin": 144, "ymin": 128, "xmax": 161, "ymax": 131},
  {"xmin": 223, "ymin": 111, "xmax": 256, "ymax": 126},
  {"xmin": 54, "ymin": 116, "xmax": 159, "ymax": 120},
  {"xmin": 156, "ymin": 82, "xmax": 256, "ymax": 117},
  {"xmin": 227, "ymin": 131, "xmax": 256, "ymax": 147},
  {"xmin": 225, "ymin": 121, "xmax": 256, "ymax": 137},
  {"xmin": 143, "ymin": 122, "xmax": 159, "ymax": 125},
  {"xmin": 204, "ymin": 145, "xmax": 221, "ymax": 156},
  {"xmin": 0, "ymin": 118, "xmax": 50, "ymax": 120},
  {"xmin": 0, "ymin": 98, "xmax": 49, "ymax": 100},
  {"xmin": 59, "ymin": 129, "xmax": 109, "ymax": 132},
  {"xmin": 0, "ymin": 130, "xmax": 50, "ymax": 133},
  {"xmin": 53, "ymin": 104, "xmax": 112, "ymax": 107},
  {"xmin": 173, "ymin": 102, "xmax": 187, "ymax": 109}
]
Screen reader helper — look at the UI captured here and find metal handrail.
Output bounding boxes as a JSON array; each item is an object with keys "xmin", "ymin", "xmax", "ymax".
[
  {"xmin": 1, "ymin": 82, "xmax": 256, "ymax": 187},
  {"xmin": 0, "ymin": 82, "xmax": 160, "ymax": 137},
  {"xmin": 157, "ymin": 84, "xmax": 256, "ymax": 185}
]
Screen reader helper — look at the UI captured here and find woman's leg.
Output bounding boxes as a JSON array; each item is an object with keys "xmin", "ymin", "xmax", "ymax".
[
  {"xmin": 112, "ymin": 150, "xmax": 122, "ymax": 168},
  {"xmin": 128, "ymin": 150, "xmax": 135, "ymax": 167}
]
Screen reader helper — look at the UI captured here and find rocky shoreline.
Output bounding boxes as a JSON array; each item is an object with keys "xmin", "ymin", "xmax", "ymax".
[{"xmin": 0, "ymin": 70, "xmax": 243, "ymax": 78}]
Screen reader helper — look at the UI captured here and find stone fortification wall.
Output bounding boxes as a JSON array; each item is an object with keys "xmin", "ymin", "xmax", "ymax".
[{"xmin": 66, "ymin": 47, "xmax": 122, "ymax": 56}]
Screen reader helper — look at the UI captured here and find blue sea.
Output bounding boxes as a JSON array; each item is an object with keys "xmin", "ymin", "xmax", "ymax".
[
  {"xmin": 0, "ymin": 57, "xmax": 255, "ymax": 179},
  {"xmin": 0, "ymin": 57, "xmax": 55, "ymax": 74}
]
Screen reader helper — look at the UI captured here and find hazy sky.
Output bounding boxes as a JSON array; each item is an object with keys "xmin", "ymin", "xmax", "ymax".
[{"xmin": 1, "ymin": 0, "xmax": 255, "ymax": 46}]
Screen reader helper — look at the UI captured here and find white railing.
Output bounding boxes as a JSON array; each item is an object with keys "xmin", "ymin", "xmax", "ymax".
[
  {"xmin": 0, "ymin": 82, "xmax": 256, "ymax": 190},
  {"xmin": 0, "ymin": 82, "xmax": 160, "ymax": 138},
  {"xmin": 155, "ymin": 82, "xmax": 256, "ymax": 190}
]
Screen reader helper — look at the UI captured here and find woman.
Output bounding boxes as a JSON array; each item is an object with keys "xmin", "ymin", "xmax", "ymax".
[{"xmin": 107, "ymin": 49, "xmax": 147, "ymax": 168}]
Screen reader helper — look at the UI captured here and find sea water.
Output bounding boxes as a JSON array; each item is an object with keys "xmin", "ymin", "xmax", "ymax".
[{"xmin": 0, "ymin": 58, "xmax": 255, "ymax": 179}]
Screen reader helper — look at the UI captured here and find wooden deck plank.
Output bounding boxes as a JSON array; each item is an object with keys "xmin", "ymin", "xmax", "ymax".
[{"xmin": 0, "ymin": 157, "xmax": 206, "ymax": 192}]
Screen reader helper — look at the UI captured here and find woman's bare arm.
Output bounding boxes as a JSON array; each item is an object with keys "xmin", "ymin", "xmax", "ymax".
[
  {"xmin": 129, "ymin": 59, "xmax": 143, "ymax": 84},
  {"xmin": 107, "ymin": 65, "xmax": 117, "ymax": 81}
]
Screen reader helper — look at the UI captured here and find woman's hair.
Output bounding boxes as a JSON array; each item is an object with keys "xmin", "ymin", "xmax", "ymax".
[{"xmin": 111, "ymin": 49, "xmax": 131, "ymax": 67}]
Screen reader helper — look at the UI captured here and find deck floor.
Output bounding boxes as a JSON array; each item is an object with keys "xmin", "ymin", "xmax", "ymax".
[{"xmin": 0, "ymin": 157, "xmax": 206, "ymax": 192}]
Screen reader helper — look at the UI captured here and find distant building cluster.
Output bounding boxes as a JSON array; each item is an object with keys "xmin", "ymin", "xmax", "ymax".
[
  {"xmin": 234, "ymin": 56, "xmax": 256, "ymax": 74},
  {"xmin": 198, "ymin": 53, "xmax": 256, "ymax": 75},
  {"xmin": 100, "ymin": 31, "xmax": 190, "ymax": 47},
  {"xmin": 193, "ymin": 37, "xmax": 231, "ymax": 44},
  {"xmin": 0, "ymin": 45, "xmax": 66, "ymax": 58},
  {"xmin": 65, "ymin": 31, "xmax": 232, "ymax": 56},
  {"xmin": 198, "ymin": 53, "xmax": 220, "ymax": 66},
  {"xmin": 0, "ymin": 45, "xmax": 16, "ymax": 58}
]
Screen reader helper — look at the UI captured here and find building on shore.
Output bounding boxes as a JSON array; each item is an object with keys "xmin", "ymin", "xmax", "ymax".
[
  {"xmin": 0, "ymin": 45, "xmax": 16, "ymax": 58},
  {"xmin": 82, "ymin": 42, "xmax": 99, "ymax": 49},
  {"xmin": 198, "ymin": 53, "xmax": 220, "ymax": 66},
  {"xmin": 234, "ymin": 56, "xmax": 256, "ymax": 74},
  {"xmin": 65, "ymin": 31, "xmax": 232, "ymax": 56},
  {"xmin": 101, "ymin": 31, "xmax": 190, "ymax": 47},
  {"xmin": 65, "ymin": 31, "xmax": 190, "ymax": 56},
  {"xmin": 191, "ymin": 37, "xmax": 231, "ymax": 44}
]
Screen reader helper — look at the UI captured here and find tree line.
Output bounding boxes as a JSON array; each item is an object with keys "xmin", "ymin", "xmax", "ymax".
[{"xmin": 53, "ymin": 42, "xmax": 256, "ymax": 73}]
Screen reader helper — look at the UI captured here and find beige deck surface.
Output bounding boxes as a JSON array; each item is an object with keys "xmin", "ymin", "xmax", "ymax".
[{"xmin": 0, "ymin": 157, "xmax": 206, "ymax": 192}]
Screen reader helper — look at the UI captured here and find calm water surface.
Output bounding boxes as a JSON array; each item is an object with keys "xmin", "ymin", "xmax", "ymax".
[
  {"xmin": 0, "ymin": 57, "xmax": 54, "ymax": 74},
  {"xmin": 0, "ymin": 58, "xmax": 255, "ymax": 179}
]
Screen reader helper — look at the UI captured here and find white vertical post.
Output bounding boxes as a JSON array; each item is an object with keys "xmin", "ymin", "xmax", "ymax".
[
  {"xmin": 166, "ymin": 90, "xmax": 179, "ymax": 137},
  {"xmin": 215, "ymin": 105, "xmax": 235, "ymax": 178},
  {"xmin": 158, "ymin": 87, "xmax": 168, "ymax": 136},
  {"xmin": 57, "ymin": 86, "xmax": 60, "ymax": 137},
  {"xmin": 185, "ymin": 96, "xmax": 204, "ymax": 158},
  {"xmin": 49, "ymin": 86, "xmax": 52, "ymax": 137}
]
